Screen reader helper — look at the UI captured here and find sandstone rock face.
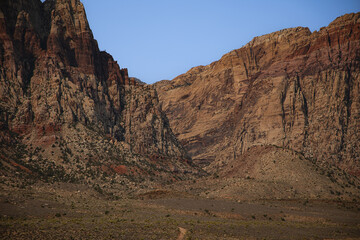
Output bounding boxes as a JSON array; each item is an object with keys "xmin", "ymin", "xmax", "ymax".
[
  {"xmin": 155, "ymin": 13, "xmax": 360, "ymax": 176},
  {"xmin": 0, "ymin": 0, "xmax": 195, "ymax": 188}
]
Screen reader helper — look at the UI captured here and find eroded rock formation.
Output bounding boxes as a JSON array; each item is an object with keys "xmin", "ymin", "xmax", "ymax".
[
  {"xmin": 0, "ymin": 0, "xmax": 195, "ymax": 189},
  {"xmin": 155, "ymin": 13, "xmax": 360, "ymax": 176}
]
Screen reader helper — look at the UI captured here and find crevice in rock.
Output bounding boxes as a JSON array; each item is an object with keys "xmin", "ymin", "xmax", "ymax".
[{"xmin": 280, "ymin": 76, "xmax": 289, "ymax": 144}]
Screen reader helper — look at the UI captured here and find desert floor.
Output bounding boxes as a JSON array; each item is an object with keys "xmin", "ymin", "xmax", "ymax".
[{"xmin": 0, "ymin": 182, "xmax": 359, "ymax": 239}]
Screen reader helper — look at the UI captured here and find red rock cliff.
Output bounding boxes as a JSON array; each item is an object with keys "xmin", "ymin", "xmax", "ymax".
[
  {"xmin": 0, "ymin": 0, "xmax": 195, "ymax": 186},
  {"xmin": 155, "ymin": 13, "xmax": 360, "ymax": 176}
]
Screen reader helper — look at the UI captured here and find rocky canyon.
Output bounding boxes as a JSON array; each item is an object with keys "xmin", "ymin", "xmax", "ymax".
[{"xmin": 1, "ymin": 0, "xmax": 360, "ymax": 238}]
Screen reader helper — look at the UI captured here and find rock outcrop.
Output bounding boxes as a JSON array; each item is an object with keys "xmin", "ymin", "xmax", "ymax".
[
  {"xmin": 0, "ymin": 0, "xmax": 196, "ymax": 190},
  {"xmin": 155, "ymin": 13, "xmax": 360, "ymax": 176}
]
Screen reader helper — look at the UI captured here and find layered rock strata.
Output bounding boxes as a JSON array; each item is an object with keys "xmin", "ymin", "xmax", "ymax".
[
  {"xmin": 0, "ymin": 0, "xmax": 195, "ymax": 188},
  {"xmin": 155, "ymin": 13, "xmax": 360, "ymax": 176}
]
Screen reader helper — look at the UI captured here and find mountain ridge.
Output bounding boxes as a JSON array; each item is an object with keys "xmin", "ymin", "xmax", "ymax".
[
  {"xmin": 1, "ymin": 5, "xmax": 360, "ymax": 239},
  {"xmin": 154, "ymin": 12, "xmax": 360, "ymax": 176},
  {"xmin": 0, "ymin": 0, "xmax": 198, "ymax": 193}
]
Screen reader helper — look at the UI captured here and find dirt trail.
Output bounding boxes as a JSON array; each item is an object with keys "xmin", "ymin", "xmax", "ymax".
[{"xmin": 177, "ymin": 227, "xmax": 187, "ymax": 240}]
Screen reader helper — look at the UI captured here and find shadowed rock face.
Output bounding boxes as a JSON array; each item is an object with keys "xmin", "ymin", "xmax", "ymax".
[
  {"xmin": 155, "ymin": 13, "xmax": 360, "ymax": 176},
  {"xmin": 0, "ymin": 0, "xmax": 196, "ymax": 186}
]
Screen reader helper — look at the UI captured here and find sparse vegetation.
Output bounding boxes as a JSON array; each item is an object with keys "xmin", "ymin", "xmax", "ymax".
[{"xmin": 0, "ymin": 8, "xmax": 359, "ymax": 240}]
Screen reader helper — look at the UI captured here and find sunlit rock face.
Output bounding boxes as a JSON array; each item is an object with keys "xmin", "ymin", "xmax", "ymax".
[{"xmin": 155, "ymin": 13, "xmax": 360, "ymax": 176}]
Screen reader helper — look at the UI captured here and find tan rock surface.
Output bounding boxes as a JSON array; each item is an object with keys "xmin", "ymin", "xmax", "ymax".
[{"xmin": 155, "ymin": 13, "xmax": 360, "ymax": 176}]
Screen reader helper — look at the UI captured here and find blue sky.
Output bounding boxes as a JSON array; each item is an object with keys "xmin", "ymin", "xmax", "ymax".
[{"xmin": 80, "ymin": 0, "xmax": 360, "ymax": 84}]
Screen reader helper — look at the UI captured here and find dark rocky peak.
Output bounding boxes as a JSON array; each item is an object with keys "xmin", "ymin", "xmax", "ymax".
[
  {"xmin": 0, "ymin": 0, "xmax": 45, "ymax": 38},
  {"xmin": 44, "ymin": 0, "xmax": 100, "ymax": 73},
  {"xmin": 0, "ymin": 0, "xmax": 197, "ymax": 187}
]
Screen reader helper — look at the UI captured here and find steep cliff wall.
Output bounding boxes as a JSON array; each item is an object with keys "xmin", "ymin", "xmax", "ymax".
[
  {"xmin": 155, "ymin": 13, "xmax": 360, "ymax": 176},
  {"xmin": 0, "ymin": 0, "xmax": 196, "ymax": 189}
]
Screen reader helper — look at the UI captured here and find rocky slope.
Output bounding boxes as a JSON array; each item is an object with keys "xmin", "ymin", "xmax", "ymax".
[
  {"xmin": 0, "ymin": 0, "xmax": 197, "ymax": 191},
  {"xmin": 155, "ymin": 13, "xmax": 360, "ymax": 176},
  {"xmin": 170, "ymin": 145, "xmax": 360, "ymax": 201}
]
